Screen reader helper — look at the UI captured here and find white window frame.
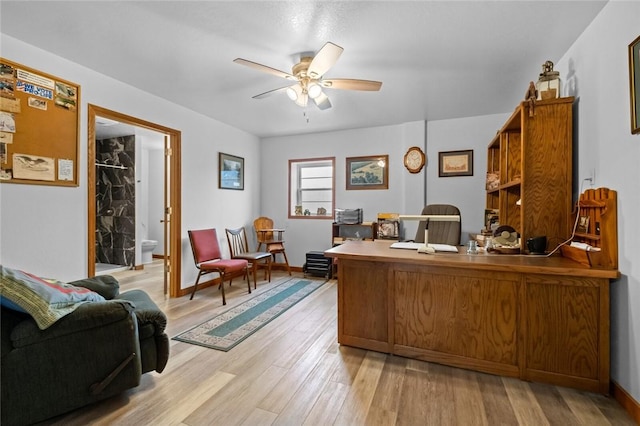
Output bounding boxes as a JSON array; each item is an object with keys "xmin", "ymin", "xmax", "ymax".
[{"xmin": 288, "ymin": 157, "xmax": 335, "ymax": 219}]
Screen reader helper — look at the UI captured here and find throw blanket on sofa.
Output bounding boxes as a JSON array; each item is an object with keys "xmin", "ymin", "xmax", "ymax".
[{"xmin": 0, "ymin": 265, "xmax": 105, "ymax": 329}]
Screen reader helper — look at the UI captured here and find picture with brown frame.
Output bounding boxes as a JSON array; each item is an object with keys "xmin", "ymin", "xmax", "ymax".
[
  {"xmin": 346, "ymin": 154, "xmax": 389, "ymax": 190},
  {"xmin": 438, "ymin": 149, "xmax": 473, "ymax": 177}
]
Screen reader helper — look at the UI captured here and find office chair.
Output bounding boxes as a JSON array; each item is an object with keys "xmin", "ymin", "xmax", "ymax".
[
  {"xmin": 188, "ymin": 228, "xmax": 249, "ymax": 305},
  {"xmin": 414, "ymin": 204, "xmax": 461, "ymax": 245}
]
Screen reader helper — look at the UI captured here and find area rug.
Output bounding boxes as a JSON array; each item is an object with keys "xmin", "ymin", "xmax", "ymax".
[{"xmin": 173, "ymin": 277, "xmax": 327, "ymax": 351}]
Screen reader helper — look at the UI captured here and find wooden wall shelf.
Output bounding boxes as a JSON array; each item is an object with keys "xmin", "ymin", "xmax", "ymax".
[{"xmin": 560, "ymin": 187, "xmax": 618, "ymax": 269}]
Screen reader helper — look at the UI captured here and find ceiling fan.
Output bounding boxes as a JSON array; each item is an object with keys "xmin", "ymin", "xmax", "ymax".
[{"xmin": 233, "ymin": 42, "xmax": 382, "ymax": 110}]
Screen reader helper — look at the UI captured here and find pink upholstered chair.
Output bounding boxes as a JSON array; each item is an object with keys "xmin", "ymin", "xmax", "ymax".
[{"xmin": 188, "ymin": 228, "xmax": 249, "ymax": 305}]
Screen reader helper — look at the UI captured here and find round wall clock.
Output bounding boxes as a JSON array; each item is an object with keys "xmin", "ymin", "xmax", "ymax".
[{"xmin": 404, "ymin": 146, "xmax": 425, "ymax": 173}]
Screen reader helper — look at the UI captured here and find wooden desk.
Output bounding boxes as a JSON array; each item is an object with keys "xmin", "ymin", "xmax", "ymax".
[{"xmin": 324, "ymin": 240, "xmax": 619, "ymax": 394}]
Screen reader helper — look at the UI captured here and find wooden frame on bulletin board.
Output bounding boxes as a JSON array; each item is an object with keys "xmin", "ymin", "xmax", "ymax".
[{"xmin": 0, "ymin": 58, "xmax": 80, "ymax": 186}]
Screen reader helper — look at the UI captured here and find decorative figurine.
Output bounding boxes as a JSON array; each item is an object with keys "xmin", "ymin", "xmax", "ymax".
[{"xmin": 525, "ymin": 81, "xmax": 537, "ymax": 118}]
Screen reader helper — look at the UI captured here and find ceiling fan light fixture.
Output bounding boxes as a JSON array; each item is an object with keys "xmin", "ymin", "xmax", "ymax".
[
  {"xmin": 234, "ymin": 41, "xmax": 382, "ymax": 112},
  {"xmin": 307, "ymin": 83, "xmax": 322, "ymax": 99},
  {"xmin": 295, "ymin": 93, "xmax": 309, "ymax": 107},
  {"xmin": 286, "ymin": 87, "xmax": 298, "ymax": 101}
]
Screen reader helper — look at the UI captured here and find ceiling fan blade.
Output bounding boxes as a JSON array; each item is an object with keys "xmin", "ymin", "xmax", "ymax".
[
  {"xmin": 322, "ymin": 78, "xmax": 382, "ymax": 91},
  {"xmin": 313, "ymin": 92, "xmax": 332, "ymax": 110},
  {"xmin": 252, "ymin": 86, "xmax": 290, "ymax": 99},
  {"xmin": 307, "ymin": 42, "xmax": 344, "ymax": 78},
  {"xmin": 233, "ymin": 58, "xmax": 295, "ymax": 80}
]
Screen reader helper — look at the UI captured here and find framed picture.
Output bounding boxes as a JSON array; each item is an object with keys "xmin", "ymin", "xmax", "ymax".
[
  {"xmin": 346, "ymin": 154, "xmax": 389, "ymax": 190},
  {"xmin": 438, "ymin": 150, "xmax": 473, "ymax": 177},
  {"xmin": 577, "ymin": 215, "xmax": 590, "ymax": 234},
  {"xmin": 629, "ymin": 35, "xmax": 640, "ymax": 134},
  {"xmin": 219, "ymin": 152, "xmax": 244, "ymax": 190}
]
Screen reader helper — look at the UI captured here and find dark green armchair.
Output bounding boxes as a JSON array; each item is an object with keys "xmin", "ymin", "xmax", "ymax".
[{"xmin": 1, "ymin": 275, "xmax": 169, "ymax": 426}]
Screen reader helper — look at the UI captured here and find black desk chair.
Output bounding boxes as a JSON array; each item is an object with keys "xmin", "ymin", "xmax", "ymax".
[{"xmin": 414, "ymin": 204, "xmax": 461, "ymax": 245}]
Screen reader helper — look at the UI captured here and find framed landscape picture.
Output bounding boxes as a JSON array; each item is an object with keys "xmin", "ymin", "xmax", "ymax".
[
  {"xmin": 629, "ymin": 35, "xmax": 640, "ymax": 134},
  {"xmin": 219, "ymin": 152, "xmax": 244, "ymax": 190},
  {"xmin": 346, "ymin": 155, "xmax": 389, "ymax": 190},
  {"xmin": 438, "ymin": 150, "xmax": 473, "ymax": 177}
]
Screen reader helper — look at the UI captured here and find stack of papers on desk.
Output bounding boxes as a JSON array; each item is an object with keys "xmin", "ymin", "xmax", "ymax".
[{"xmin": 389, "ymin": 242, "xmax": 459, "ymax": 252}]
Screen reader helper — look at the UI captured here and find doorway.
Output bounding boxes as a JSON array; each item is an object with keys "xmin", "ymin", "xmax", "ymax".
[{"xmin": 87, "ymin": 105, "xmax": 182, "ymax": 297}]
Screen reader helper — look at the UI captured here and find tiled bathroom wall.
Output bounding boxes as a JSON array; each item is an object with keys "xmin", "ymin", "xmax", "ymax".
[{"xmin": 95, "ymin": 135, "xmax": 136, "ymax": 266}]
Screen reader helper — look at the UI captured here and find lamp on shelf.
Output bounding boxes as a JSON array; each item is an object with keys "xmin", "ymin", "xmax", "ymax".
[{"xmin": 536, "ymin": 60, "xmax": 561, "ymax": 100}]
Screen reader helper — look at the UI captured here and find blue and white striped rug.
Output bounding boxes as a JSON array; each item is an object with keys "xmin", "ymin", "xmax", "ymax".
[{"xmin": 173, "ymin": 277, "xmax": 327, "ymax": 351}]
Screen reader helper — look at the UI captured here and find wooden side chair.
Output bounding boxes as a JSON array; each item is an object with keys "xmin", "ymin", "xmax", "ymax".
[
  {"xmin": 188, "ymin": 228, "xmax": 249, "ymax": 305},
  {"xmin": 253, "ymin": 216, "xmax": 291, "ymax": 275},
  {"xmin": 225, "ymin": 227, "xmax": 272, "ymax": 289}
]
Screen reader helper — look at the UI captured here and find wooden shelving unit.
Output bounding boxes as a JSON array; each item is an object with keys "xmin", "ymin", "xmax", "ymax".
[{"xmin": 485, "ymin": 97, "xmax": 574, "ymax": 252}]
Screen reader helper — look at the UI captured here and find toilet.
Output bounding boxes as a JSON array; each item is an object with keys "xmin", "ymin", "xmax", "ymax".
[{"xmin": 141, "ymin": 240, "xmax": 157, "ymax": 264}]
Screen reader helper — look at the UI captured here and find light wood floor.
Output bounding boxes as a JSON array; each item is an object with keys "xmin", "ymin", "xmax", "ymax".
[{"xmin": 45, "ymin": 260, "xmax": 634, "ymax": 426}]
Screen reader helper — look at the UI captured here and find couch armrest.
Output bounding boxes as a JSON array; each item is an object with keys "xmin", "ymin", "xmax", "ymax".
[
  {"xmin": 9, "ymin": 300, "xmax": 135, "ymax": 349},
  {"xmin": 118, "ymin": 289, "xmax": 167, "ymax": 334},
  {"xmin": 70, "ymin": 275, "xmax": 120, "ymax": 299}
]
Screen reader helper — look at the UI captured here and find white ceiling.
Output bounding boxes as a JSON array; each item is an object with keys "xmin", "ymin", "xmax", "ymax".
[{"xmin": 0, "ymin": 1, "xmax": 607, "ymax": 138}]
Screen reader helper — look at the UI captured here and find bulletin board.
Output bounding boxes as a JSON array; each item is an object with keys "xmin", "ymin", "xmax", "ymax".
[{"xmin": 0, "ymin": 58, "xmax": 80, "ymax": 186}]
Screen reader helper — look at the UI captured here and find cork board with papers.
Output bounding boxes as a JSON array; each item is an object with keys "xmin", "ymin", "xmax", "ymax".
[{"xmin": 0, "ymin": 58, "xmax": 80, "ymax": 186}]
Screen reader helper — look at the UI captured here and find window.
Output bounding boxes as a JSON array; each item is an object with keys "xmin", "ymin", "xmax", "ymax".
[{"xmin": 289, "ymin": 157, "xmax": 335, "ymax": 219}]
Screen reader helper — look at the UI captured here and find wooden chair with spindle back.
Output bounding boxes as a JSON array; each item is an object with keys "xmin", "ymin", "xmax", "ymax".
[{"xmin": 225, "ymin": 227, "xmax": 272, "ymax": 289}]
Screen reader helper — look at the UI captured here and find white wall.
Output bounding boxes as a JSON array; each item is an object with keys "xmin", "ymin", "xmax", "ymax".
[
  {"xmin": 0, "ymin": 35, "xmax": 261, "ymax": 290},
  {"xmin": 426, "ymin": 113, "xmax": 510, "ymax": 240},
  {"xmin": 261, "ymin": 121, "xmax": 427, "ymax": 267},
  {"xmin": 555, "ymin": 0, "xmax": 640, "ymax": 403},
  {"xmin": 260, "ymin": 114, "xmax": 508, "ymax": 267}
]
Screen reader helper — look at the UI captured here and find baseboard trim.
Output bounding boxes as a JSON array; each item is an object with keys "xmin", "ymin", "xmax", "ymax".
[{"xmin": 612, "ymin": 380, "xmax": 640, "ymax": 423}]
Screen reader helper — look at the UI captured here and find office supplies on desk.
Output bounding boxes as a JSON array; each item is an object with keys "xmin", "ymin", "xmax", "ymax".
[{"xmin": 390, "ymin": 242, "xmax": 458, "ymax": 253}]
